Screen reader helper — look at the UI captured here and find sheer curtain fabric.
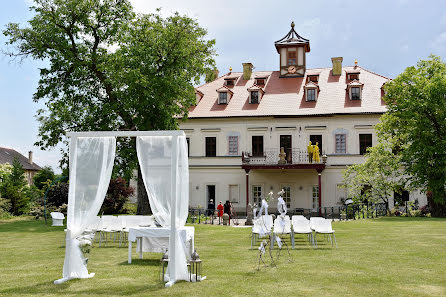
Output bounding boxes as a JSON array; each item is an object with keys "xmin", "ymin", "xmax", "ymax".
[
  {"xmin": 136, "ymin": 135, "xmax": 189, "ymax": 286},
  {"xmin": 54, "ymin": 137, "xmax": 116, "ymax": 284}
]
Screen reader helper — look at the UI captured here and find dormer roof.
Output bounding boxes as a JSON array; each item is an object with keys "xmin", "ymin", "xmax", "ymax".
[
  {"xmin": 347, "ymin": 79, "xmax": 364, "ymax": 87},
  {"xmin": 304, "ymin": 81, "xmax": 319, "ymax": 89},
  {"xmin": 247, "ymin": 84, "xmax": 265, "ymax": 94},
  {"xmin": 274, "ymin": 21, "xmax": 310, "ymax": 52},
  {"xmin": 216, "ymin": 85, "xmax": 234, "ymax": 94}
]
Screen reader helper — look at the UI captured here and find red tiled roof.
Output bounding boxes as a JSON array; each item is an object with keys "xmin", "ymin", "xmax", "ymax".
[{"xmin": 190, "ymin": 66, "xmax": 389, "ymax": 118}]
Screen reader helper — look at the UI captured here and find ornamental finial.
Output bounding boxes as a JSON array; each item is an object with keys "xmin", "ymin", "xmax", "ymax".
[
  {"xmin": 291, "ymin": 21, "xmax": 295, "ymax": 28},
  {"xmin": 229, "ymin": 66, "xmax": 232, "ymax": 72}
]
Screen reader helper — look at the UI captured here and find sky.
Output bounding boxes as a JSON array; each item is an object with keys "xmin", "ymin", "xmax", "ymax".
[{"xmin": 0, "ymin": 0, "xmax": 446, "ymax": 172}]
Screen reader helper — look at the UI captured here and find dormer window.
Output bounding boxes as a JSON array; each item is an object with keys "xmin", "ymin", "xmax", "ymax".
[
  {"xmin": 307, "ymin": 89, "xmax": 316, "ymax": 101},
  {"xmin": 224, "ymin": 76, "xmax": 238, "ymax": 87},
  {"xmin": 218, "ymin": 92, "xmax": 228, "ymax": 104},
  {"xmin": 351, "ymin": 87, "xmax": 360, "ymax": 100},
  {"xmin": 304, "ymin": 81, "xmax": 319, "ymax": 102},
  {"xmin": 247, "ymin": 84, "xmax": 265, "ymax": 104},
  {"xmin": 348, "ymin": 73, "xmax": 359, "ymax": 81},
  {"xmin": 225, "ymin": 79, "xmax": 234, "ymax": 86},
  {"xmin": 307, "ymin": 75, "xmax": 319, "ymax": 83},
  {"xmin": 256, "ymin": 79, "xmax": 265, "ymax": 85},
  {"xmin": 346, "ymin": 80, "xmax": 364, "ymax": 100},
  {"xmin": 250, "ymin": 91, "xmax": 259, "ymax": 104}
]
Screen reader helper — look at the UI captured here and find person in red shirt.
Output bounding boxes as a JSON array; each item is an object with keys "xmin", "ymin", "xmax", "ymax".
[{"xmin": 217, "ymin": 201, "xmax": 224, "ymax": 225}]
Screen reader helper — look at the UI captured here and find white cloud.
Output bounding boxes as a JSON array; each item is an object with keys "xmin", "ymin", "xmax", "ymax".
[{"xmin": 431, "ymin": 32, "xmax": 446, "ymax": 53}]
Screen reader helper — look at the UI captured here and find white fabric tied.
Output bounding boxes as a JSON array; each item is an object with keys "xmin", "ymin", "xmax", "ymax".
[
  {"xmin": 55, "ymin": 137, "xmax": 116, "ymax": 284},
  {"xmin": 136, "ymin": 136, "xmax": 189, "ymax": 287}
]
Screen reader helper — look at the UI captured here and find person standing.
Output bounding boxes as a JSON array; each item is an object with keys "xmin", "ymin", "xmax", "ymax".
[
  {"xmin": 207, "ymin": 199, "xmax": 215, "ymax": 224},
  {"xmin": 217, "ymin": 201, "xmax": 224, "ymax": 224},
  {"xmin": 307, "ymin": 141, "xmax": 314, "ymax": 163},
  {"xmin": 224, "ymin": 200, "xmax": 232, "ymax": 221}
]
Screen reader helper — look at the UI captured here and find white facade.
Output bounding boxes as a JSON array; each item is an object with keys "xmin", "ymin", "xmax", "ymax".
[{"xmin": 179, "ymin": 114, "xmax": 426, "ymax": 213}]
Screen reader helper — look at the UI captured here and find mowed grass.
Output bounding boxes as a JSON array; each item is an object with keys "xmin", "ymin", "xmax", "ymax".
[{"xmin": 0, "ymin": 217, "xmax": 445, "ymax": 297}]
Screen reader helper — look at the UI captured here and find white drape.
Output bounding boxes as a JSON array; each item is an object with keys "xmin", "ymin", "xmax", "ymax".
[
  {"xmin": 136, "ymin": 135, "xmax": 189, "ymax": 286},
  {"xmin": 54, "ymin": 137, "xmax": 116, "ymax": 284}
]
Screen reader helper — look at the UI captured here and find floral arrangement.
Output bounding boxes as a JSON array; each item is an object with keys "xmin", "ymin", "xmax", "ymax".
[
  {"xmin": 265, "ymin": 191, "xmax": 274, "ymax": 202},
  {"xmin": 78, "ymin": 234, "xmax": 93, "ymax": 265}
]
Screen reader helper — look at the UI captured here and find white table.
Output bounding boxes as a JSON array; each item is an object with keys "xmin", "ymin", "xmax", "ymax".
[{"xmin": 128, "ymin": 226, "xmax": 195, "ymax": 264}]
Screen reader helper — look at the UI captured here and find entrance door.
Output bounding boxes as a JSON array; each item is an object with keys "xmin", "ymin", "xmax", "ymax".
[
  {"xmin": 310, "ymin": 135, "xmax": 322, "ymax": 154},
  {"xmin": 280, "ymin": 135, "xmax": 292, "ymax": 163},
  {"xmin": 207, "ymin": 185, "xmax": 216, "ymax": 206}
]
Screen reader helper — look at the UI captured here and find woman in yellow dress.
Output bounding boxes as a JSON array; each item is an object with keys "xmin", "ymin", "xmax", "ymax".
[{"xmin": 313, "ymin": 142, "xmax": 320, "ymax": 163}]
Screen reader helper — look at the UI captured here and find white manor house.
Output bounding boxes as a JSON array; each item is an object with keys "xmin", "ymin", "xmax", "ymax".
[{"xmin": 179, "ymin": 23, "xmax": 426, "ymax": 215}]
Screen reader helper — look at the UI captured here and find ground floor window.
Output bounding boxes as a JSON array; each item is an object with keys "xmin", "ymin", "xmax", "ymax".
[
  {"xmin": 312, "ymin": 185, "xmax": 319, "ymax": 209},
  {"xmin": 253, "ymin": 185, "xmax": 262, "ymax": 207},
  {"xmin": 280, "ymin": 185, "xmax": 291, "ymax": 209}
]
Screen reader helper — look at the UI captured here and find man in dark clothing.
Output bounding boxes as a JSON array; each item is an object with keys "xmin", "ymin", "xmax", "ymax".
[
  {"xmin": 224, "ymin": 200, "xmax": 232, "ymax": 220},
  {"xmin": 207, "ymin": 199, "xmax": 215, "ymax": 216}
]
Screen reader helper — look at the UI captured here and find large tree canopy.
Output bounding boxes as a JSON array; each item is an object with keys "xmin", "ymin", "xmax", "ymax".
[
  {"xmin": 3, "ymin": 0, "xmax": 216, "ymax": 213},
  {"xmin": 380, "ymin": 55, "xmax": 446, "ymax": 215}
]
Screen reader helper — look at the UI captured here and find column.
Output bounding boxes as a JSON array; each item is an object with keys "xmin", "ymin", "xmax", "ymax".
[
  {"xmin": 317, "ymin": 169, "xmax": 323, "ymax": 216},
  {"xmin": 245, "ymin": 168, "xmax": 253, "ymax": 225}
]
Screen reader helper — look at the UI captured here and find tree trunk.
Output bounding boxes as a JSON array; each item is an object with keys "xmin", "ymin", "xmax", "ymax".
[
  {"xmin": 427, "ymin": 192, "xmax": 446, "ymax": 217},
  {"xmin": 136, "ymin": 165, "xmax": 151, "ymax": 215}
]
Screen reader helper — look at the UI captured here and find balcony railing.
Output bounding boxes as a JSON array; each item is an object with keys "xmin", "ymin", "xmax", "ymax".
[{"xmin": 242, "ymin": 148, "xmax": 325, "ymax": 165}]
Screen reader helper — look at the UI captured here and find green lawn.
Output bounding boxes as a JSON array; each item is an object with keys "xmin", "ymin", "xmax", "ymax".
[{"xmin": 0, "ymin": 217, "xmax": 445, "ymax": 297}]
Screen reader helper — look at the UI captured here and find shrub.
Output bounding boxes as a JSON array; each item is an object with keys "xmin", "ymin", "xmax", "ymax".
[
  {"xmin": 100, "ymin": 177, "xmax": 134, "ymax": 215},
  {"xmin": 46, "ymin": 182, "xmax": 69, "ymax": 207},
  {"xmin": 0, "ymin": 197, "xmax": 12, "ymax": 219},
  {"xmin": 33, "ymin": 166, "xmax": 55, "ymax": 190}
]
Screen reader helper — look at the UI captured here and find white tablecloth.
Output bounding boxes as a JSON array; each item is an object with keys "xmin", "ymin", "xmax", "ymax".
[{"xmin": 128, "ymin": 226, "xmax": 195, "ymax": 263}]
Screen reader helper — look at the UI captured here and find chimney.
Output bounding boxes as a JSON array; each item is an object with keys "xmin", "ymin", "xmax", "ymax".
[
  {"xmin": 331, "ymin": 57, "xmax": 343, "ymax": 76},
  {"xmin": 242, "ymin": 63, "xmax": 254, "ymax": 80},
  {"xmin": 28, "ymin": 151, "xmax": 33, "ymax": 164}
]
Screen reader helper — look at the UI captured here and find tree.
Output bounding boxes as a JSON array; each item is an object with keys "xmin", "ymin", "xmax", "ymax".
[
  {"xmin": 33, "ymin": 166, "xmax": 55, "ymax": 190},
  {"xmin": 0, "ymin": 158, "xmax": 30, "ymax": 215},
  {"xmin": 100, "ymin": 177, "xmax": 134, "ymax": 215},
  {"xmin": 46, "ymin": 182, "xmax": 68, "ymax": 207},
  {"xmin": 343, "ymin": 141, "xmax": 406, "ymax": 205},
  {"xmin": 380, "ymin": 55, "xmax": 446, "ymax": 216},
  {"xmin": 3, "ymin": 0, "xmax": 216, "ymax": 214}
]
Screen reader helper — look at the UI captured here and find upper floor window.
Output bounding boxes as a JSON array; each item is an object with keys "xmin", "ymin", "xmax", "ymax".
[
  {"xmin": 307, "ymin": 75, "xmax": 319, "ymax": 83},
  {"xmin": 205, "ymin": 137, "xmax": 216, "ymax": 157},
  {"xmin": 228, "ymin": 136, "xmax": 238, "ymax": 155},
  {"xmin": 359, "ymin": 134, "xmax": 372, "ymax": 155},
  {"xmin": 348, "ymin": 73, "xmax": 359, "ymax": 81},
  {"xmin": 218, "ymin": 92, "xmax": 228, "ymax": 104},
  {"xmin": 250, "ymin": 91, "xmax": 259, "ymax": 104},
  {"xmin": 225, "ymin": 79, "xmax": 234, "ymax": 86},
  {"xmin": 335, "ymin": 134, "xmax": 346, "ymax": 154},
  {"xmin": 287, "ymin": 50, "xmax": 297, "ymax": 66},
  {"xmin": 351, "ymin": 87, "xmax": 361, "ymax": 100},
  {"xmin": 256, "ymin": 79, "xmax": 265, "ymax": 85},
  {"xmin": 252, "ymin": 136, "xmax": 264, "ymax": 157},
  {"xmin": 306, "ymin": 89, "xmax": 316, "ymax": 101}
]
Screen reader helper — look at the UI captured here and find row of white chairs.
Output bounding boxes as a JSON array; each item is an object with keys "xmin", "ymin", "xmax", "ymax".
[
  {"xmin": 251, "ymin": 215, "xmax": 337, "ymax": 249},
  {"xmin": 85, "ymin": 215, "xmax": 156, "ymax": 247}
]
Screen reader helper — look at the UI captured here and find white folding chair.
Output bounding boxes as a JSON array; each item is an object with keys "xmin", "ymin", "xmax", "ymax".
[
  {"xmin": 313, "ymin": 219, "xmax": 337, "ymax": 248},
  {"xmin": 99, "ymin": 215, "xmax": 120, "ymax": 247},
  {"xmin": 309, "ymin": 217, "xmax": 325, "ymax": 230},
  {"xmin": 291, "ymin": 215, "xmax": 314, "ymax": 248},
  {"xmin": 251, "ymin": 215, "xmax": 273, "ymax": 248},
  {"xmin": 272, "ymin": 215, "xmax": 293, "ymax": 248}
]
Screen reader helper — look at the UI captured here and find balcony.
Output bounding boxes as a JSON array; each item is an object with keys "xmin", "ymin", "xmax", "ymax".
[{"xmin": 242, "ymin": 148, "xmax": 326, "ymax": 167}]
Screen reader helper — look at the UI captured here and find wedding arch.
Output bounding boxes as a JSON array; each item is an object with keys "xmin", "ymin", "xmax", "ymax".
[{"xmin": 54, "ymin": 131, "xmax": 189, "ymax": 287}]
